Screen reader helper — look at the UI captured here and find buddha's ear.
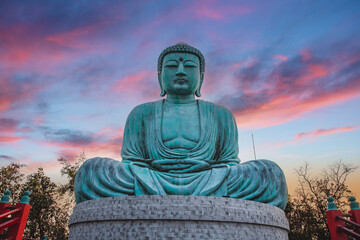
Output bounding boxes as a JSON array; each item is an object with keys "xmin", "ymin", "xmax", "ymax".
[
  {"xmin": 158, "ymin": 71, "xmax": 166, "ymax": 97},
  {"xmin": 195, "ymin": 72, "xmax": 204, "ymax": 97}
]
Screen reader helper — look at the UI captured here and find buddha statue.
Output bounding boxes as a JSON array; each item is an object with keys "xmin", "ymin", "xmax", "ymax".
[{"xmin": 74, "ymin": 43, "xmax": 288, "ymax": 210}]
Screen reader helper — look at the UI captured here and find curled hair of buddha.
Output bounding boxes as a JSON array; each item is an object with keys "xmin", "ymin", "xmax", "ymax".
[
  {"xmin": 158, "ymin": 42, "xmax": 205, "ymax": 97},
  {"xmin": 158, "ymin": 42, "xmax": 205, "ymax": 74}
]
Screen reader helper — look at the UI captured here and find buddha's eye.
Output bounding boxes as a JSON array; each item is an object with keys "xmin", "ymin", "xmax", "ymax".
[
  {"xmin": 165, "ymin": 61, "xmax": 178, "ymax": 68},
  {"xmin": 165, "ymin": 64, "xmax": 178, "ymax": 68},
  {"xmin": 184, "ymin": 61, "xmax": 197, "ymax": 68}
]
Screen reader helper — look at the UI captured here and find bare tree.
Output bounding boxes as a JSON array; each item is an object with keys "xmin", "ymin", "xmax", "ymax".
[
  {"xmin": 286, "ymin": 160, "xmax": 358, "ymax": 240},
  {"xmin": 58, "ymin": 151, "xmax": 86, "ymax": 200}
]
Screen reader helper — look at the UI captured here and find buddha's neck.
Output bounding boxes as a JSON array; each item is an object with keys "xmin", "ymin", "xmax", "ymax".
[{"xmin": 166, "ymin": 94, "xmax": 196, "ymax": 104}]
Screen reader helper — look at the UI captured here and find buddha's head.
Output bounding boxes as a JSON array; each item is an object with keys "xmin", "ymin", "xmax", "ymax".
[{"xmin": 158, "ymin": 42, "xmax": 205, "ymax": 97}]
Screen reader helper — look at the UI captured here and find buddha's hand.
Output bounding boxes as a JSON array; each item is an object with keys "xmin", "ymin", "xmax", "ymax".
[{"xmin": 151, "ymin": 159, "xmax": 211, "ymax": 173}]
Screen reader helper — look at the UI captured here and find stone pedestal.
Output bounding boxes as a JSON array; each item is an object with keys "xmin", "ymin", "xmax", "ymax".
[{"xmin": 69, "ymin": 195, "xmax": 289, "ymax": 240}]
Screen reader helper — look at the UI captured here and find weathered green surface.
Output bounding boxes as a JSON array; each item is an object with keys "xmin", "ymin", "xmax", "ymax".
[
  {"xmin": 349, "ymin": 196, "xmax": 359, "ymax": 210},
  {"xmin": 0, "ymin": 190, "xmax": 11, "ymax": 203},
  {"xmin": 327, "ymin": 197, "xmax": 337, "ymax": 210},
  {"xmin": 20, "ymin": 190, "xmax": 31, "ymax": 204},
  {"xmin": 74, "ymin": 43, "xmax": 288, "ymax": 209}
]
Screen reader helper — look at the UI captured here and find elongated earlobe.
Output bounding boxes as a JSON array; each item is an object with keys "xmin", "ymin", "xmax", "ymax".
[
  {"xmin": 195, "ymin": 73, "xmax": 204, "ymax": 97},
  {"xmin": 158, "ymin": 72, "xmax": 166, "ymax": 97},
  {"xmin": 195, "ymin": 89, "xmax": 201, "ymax": 97},
  {"xmin": 160, "ymin": 89, "xmax": 167, "ymax": 97}
]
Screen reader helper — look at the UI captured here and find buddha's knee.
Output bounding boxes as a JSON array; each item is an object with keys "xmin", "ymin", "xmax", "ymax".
[
  {"xmin": 80, "ymin": 157, "xmax": 116, "ymax": 169},
  {"xmin": 228, "ymin": 159, "xmax": 287, "ymax": 190},
  {"xmin": 229, "ymin": 159, "xmax": 281, "ymax": 180},
  {"xmin": 255, "ymin": 159, "xmax": 285, "ymax": 179},
  {"xmin": 76, "ymin": 158, "xmax": 110, "ymax": 187},
  {"xmin": 83, "ymin": 157, "xmax": 132, "ymax": 176},
  {"xmin": 239, "ymin": 159, "xmax": 283, "ymax": 173},
  {"xmin": 228, "ymin": 159, "xmax": 288, "ymax": 209},
  {"xmin": 245, "ymin": 159, "xmax": 278, "ymax": 166},
  {"xmin": 75, "ymin": 158, "xmax": 134, "ymax": 203}
]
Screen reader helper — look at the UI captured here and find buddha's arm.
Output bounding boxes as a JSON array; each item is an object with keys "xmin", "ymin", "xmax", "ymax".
[
  {"xmin": 214, "ymin": 105, "xmax": 240, "ymax": 165},
  {"xmin": 121, "ymin": 105, "xmax": 148, "ymax": 163}
]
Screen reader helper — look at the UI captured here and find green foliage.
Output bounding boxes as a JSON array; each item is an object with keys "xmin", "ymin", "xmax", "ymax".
[
  {"xmin": 0, "ymin": 153, "xmax": 86, "ymax": 240},
  {"xmin": 286, "ymin": 160, "xmax": 357, "ymax": 240},
  {"xmin": 0, "ymin": 163, "xmax": 25, "ymax": 204},
  {"xmin": 22, "ymin": 168, "xmax": 69, "ymax": 240}
]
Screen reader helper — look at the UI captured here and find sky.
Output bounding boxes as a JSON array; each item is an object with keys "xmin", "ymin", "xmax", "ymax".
[{"xmin": 0, "ymin": 0, "xmax": 359, "ymax": 196}]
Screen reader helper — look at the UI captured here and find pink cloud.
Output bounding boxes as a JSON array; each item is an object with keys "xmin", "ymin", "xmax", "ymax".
[
  {"xmin": 0, "ymin": 25, "xmax": 33, "ymax": 64},
  {"xmin": 21, "ymin": 159, "xmax": 63, "ymax": 174},
  {"xmin": 110, "ymin": 71, "xmax": 159, "ymax": 101},
  {"xmin": 150, "ymin": 0, "xmax": 251, "ymax": 27},
  {"xmin": 0, "ymin": 118, "xmax": 26, "ymax": 143},
  {"xmin": 0, "ymin": 22, "xmax": 115, "ymax": 77},
  {"xmin": 226, "ymin": 47, "xmax": 360, "ymax": 129},
  {"xmin": 112, "ymin": 71, "xmax": 152, "ymax": 92},
  {"xmin": 296, "ymin": 126, "xmax": 358, "ymax": 140},
  {"xmin": 0, "ymin": 25, "xmax": 60, "ymax": 69},
  {"xmin": 46, "ymin": 21, "xmax": 112, "ymax": 50},
  {"xmin": 233, "ymin": 77, "xmax": 360, "ymax": 129},
  {"xmin": 300, "ymin": 48, "xmax": 312, "ymax": 61},
  {"xmin": 273, "ymin": 55, "xmax": 288, "ymax": 65},
  {"xmin": 192, "ymin": 0, "xmax": 251, "ymax": 20},
  {"xmin": 0, "ymin": 136, "xmax": 23, "ymax": 143},
  {"xmin": 0, "ymin": 75, "xmax": 46, "ymax": 113},
  {"xmin": 0, "ymin": 99, "xmax": 11, "ymax": 112},
  {"xmin": 56, "ymin": 149, "xmax": 81, "ymax": 163},
  {"xmin": 39, "ymin": 126, "xmax": 124, "ymax": 161},
  {"xmin": 296, "ymin": 63, "xmax": 331, "ymax": 85},
  {"xmin": 274, "ymin": 55, "xmax": 288, "ymax": 61}
]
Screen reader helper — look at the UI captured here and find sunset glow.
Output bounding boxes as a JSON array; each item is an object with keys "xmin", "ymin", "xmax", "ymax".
[{"xmin": 0, "ymin": 0, "xmax": 359, "ymax": 195}]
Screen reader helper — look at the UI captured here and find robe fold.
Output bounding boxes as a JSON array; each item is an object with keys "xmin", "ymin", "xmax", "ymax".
[{"xmin": 75, "ymin": 100, "xmax": 288, "ymax": 210}]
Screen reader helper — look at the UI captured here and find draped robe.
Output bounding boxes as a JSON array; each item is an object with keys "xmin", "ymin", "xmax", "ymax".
[{"xmin": 75, "ymin": 100, "xmax": 288, "ymax": 209}]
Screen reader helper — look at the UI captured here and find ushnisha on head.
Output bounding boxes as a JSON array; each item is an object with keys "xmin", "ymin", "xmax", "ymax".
[{"xmin": 158, "ymin": 42, "xmax": 205, "ymax": 97}]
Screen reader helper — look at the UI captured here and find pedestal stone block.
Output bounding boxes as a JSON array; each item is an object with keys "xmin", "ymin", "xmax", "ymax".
[{"xmin": 69, "ymin": 195, "xmax": 289, "ymax": 240}]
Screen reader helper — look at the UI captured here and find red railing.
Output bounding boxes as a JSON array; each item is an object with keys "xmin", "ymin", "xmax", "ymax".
[
  {"xmin": 0, "ymin": 190, "xmax": 31, "ymax": 240},
  {"xmin": 326, "ymin": 196, "xmax": 360, "ymax": 240}
]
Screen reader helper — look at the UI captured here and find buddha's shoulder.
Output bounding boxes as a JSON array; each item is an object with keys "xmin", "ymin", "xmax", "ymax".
[
  {"xmin": 199, "ymin": 100, "xmax": 234, "ymax": 117},
  {"xmin": 128, "ymin": 100, "xmax": 161, "ymax": 116}
]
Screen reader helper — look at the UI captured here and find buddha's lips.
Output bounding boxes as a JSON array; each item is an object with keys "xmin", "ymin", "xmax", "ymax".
[{"xmin": 175, "ymin": 78, "xmax": 188, "ymax": 83}]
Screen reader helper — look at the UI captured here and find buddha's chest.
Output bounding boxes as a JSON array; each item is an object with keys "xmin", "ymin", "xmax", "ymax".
[{"xmin": 161, "ymin": 103, "xmax": 200, "ymax": 150}]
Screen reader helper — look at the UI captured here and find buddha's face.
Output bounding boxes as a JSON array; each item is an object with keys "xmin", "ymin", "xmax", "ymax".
[{"xmin": 160, "ymin": 52, "xmax": 202, "ymax": 96}]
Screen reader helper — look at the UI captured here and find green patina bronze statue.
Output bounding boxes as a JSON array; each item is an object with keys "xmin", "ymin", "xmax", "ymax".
[{"xmin": 74, "ymin": 43, "xmax": 288, "ymax": 209}]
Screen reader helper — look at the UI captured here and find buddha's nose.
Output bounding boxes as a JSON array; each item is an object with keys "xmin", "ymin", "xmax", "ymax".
[{"xmin": 176, "ymin": 64, "xmax": 186, "ymax": 76}]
